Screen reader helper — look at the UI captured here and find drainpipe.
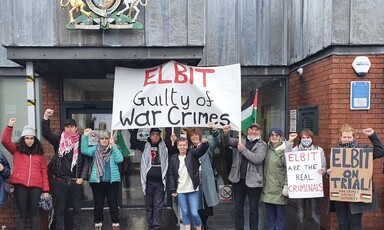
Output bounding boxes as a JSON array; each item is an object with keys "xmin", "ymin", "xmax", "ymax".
[{"xmin": 26, "ymin": 62, "xmax": 36, "ymax": 130}]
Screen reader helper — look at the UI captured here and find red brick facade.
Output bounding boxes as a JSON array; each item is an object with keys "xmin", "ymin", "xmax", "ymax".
[{"xmin": 289, "ymin": 54, "xmax": 384, "ymax": 229}]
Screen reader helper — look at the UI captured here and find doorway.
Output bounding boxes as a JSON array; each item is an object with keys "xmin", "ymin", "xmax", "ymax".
[{"xmin": 64, "ymin": 106, "xmax": 145, "ymax": 208}]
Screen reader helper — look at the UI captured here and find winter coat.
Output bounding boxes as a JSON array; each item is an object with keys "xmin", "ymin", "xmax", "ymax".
[
  {"xmin": 261, "ymin": 141, "xmax": 288, "ymax": 205},
  {"xmin": 222, "ymin": 134, "xmax": 267, "ymax": 188},
  {"xmin": 168, "ymin": 142, "xmax": 209, "ymax": 194},
  {"xmin": 199, "ymin": 130, "xmax": 220, "ymax": 209},
  {"xmin": 81, "ymin": 135, "xmax": 124, "ymax": 183},
  {"xmin": 42, "ymin": 119, "xmax": 90, "ymax": 180},
  {"xmin": 328, "ymin": 132, "xmax": 384, "ymax": 214},
  {"xmin": 1, "ymin": 126, "xmax": 49, "ymax": 192}
]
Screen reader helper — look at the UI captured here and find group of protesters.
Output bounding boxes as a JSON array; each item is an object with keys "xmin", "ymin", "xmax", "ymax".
[{"xmin": 1, "ymin": 107, "xmax": 384, "ymax": 230}]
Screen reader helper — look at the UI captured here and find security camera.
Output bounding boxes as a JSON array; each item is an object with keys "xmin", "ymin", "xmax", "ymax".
[{"xmin": 296, "ymin": 68, "xmax": 303, "ymax": 76}]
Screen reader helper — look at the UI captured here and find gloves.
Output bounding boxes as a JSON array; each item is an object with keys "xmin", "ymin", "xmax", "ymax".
[{"xmin": 282, "ymin": 185, "xmax": 289, "ymax": 197}]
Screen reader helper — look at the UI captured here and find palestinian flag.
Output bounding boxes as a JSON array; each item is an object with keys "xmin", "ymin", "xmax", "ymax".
[
  {"xmin": 241, "ymin": 89, "xmax": 258, "ymax": 131},
  {"xmin": 116, "ymin": 130, "xmax": 130, "ymax": 157}
]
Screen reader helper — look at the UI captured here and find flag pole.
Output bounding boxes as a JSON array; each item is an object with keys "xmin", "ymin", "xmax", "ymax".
[
  {"xmin": 110, "ymin": 129, "xmax": 114, "ymax": 148},
  {"xmin": 171, "ymin": 127, "xmax": 175, "ymax": 146}
]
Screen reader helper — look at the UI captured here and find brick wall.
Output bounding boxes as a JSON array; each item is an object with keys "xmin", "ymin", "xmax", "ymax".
[{"xmin": 289, "ymin": 54, "xmax": 384, "ymax": 229}]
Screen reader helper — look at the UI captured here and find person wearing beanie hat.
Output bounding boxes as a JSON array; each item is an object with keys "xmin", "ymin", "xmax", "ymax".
[
  {"xmin": 42, "ymin": 109, "xmax": 91, "ymax": 230},
  {"xmin": 129, "ymin": 127, "xmax": 169, "ymax": 230},
  {"xmin": 261, "ymin": 127, "xmax": 289, "ymax": 230},
  {"xmin": 1, "ymin": 118, "xmax": 50, "ymax": 230},
  {"xmin": 21, "ymin": 125, "xmax": 36, "ymax": 137},
  {"xmin": 222, "ymin": 124, "xmax": 267, "ymax": 230},
  {"xmin": 268, "ymin": 127, "xmax": 283, "ymax": 137}
]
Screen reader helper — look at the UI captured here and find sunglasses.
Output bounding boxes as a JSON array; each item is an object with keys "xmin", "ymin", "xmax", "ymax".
[
  {"xmin": 99, "ymin": 137, "xmax": 110, "ymax": 140},
  {"xmin": 270, "ymin": 133, "xmax": 280, "ymax": 137}
]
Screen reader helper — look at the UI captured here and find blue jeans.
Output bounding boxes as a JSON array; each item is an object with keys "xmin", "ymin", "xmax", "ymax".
[
  {"xmin": 265, "ymin": 202, "xmax": 286, "ymax": 230},
  {"xmin": 178, "ymin": 191, "xmax": 202, "ymax": 227}
]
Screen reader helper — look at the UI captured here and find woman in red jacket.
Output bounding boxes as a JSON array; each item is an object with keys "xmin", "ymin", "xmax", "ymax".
[{"xmin": 1, "ymin": 118, "xmax": 49, "ymax": 230}]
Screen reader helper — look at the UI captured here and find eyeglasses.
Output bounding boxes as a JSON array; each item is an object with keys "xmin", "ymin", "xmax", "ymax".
[
  {"xmin": 270, "ymin": 133, "xmax": 280, "ymax": 137},
  {"xmin": 24, "ymin": 137, "xmax": 35, "ymax": 140},
  {"xmin": 99, "ymin": 137, "xmax": 109, "ymax": 140}
]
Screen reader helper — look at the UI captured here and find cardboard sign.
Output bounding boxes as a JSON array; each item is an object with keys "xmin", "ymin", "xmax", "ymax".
[
  {"xmin": 329, "ymin": 148, "xmax": 373, "ymax": 203},
  {"xmin": 111, "ymin": 61, "xmax": 241, "ymax": 130},
  {"xmin": 285, "ymin": 150, "xmax": 324, "ymax": 198}
]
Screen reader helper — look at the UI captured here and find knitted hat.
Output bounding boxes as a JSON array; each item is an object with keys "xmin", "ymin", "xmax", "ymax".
[
  {"xmin": 21, "ymin": 125, "xmax": 35, "ymax": 137},
  {"xmin": 269, "ymin": 128, "xmax": 283, "ymax": 136}
]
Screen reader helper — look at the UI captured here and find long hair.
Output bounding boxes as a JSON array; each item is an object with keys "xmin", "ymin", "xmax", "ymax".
[
  {"xmin": 294, "ymin": 128, "xmax": 316, "ymax": 147},
  {"xmin": 16, "ymin": 136, "xmax": 44, "ymax": 155},
  {"xmin": 187, "ymin": 128, "xmax": 202, "ymax": 142}
]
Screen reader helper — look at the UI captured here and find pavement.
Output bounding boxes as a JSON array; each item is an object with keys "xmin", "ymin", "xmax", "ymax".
[{"xmin": 74, "ymin": 200, "xmax": 315, "ymax": 230}]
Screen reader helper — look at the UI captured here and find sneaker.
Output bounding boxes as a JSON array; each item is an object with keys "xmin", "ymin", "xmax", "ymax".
[{"xmin": 94, "ymin": 223, "xmax": 102, "ymax": 230}]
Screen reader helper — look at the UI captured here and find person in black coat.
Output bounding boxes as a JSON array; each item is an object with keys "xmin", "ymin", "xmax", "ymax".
[
  {"xmin": 42, "ymin": 109, "xmax": 90, "ymax": 230},
  {"xmin": 168, "ymin": 137, "xmax": 209, "ymax": 230}
]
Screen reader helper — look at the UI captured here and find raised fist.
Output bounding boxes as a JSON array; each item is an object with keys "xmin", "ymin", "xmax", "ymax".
[
  {"xmin": 44, "ymin": 109, "xmax": 54, "ymax": 120},
  {"xmin": 289, "ymin": 133, "xmax": 298, "ymax": 143},
  {"xmin": 8, "ymin": 118, "xmax": 16, "ymax": 127}
]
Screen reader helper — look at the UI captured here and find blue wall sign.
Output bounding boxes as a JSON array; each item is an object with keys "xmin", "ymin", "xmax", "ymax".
[{"xmin": 350, "ymin": 81, "xmax": 370, "ymax": 110}]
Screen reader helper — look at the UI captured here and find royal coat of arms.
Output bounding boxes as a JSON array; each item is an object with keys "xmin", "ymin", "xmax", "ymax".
[{"xmin": 59, "ymin": 0, "xmax": 148, "ymax": 30}]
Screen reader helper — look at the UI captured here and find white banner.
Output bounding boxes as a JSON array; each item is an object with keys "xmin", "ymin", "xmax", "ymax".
[
  {"xmin": 111, "ymin": 61, "xmax": 241, "ymax": 130},
  {"xmin": 285, "ymin": 150, "xmax": 324, "ymax": 198}
]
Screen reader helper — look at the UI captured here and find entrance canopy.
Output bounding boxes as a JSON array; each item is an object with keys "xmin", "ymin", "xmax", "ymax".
[{"xmin": 4, "ymin": 46, "xmax": 204, "ymax": 78}]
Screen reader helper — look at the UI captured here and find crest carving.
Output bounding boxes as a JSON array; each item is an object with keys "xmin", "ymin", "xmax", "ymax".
[{"xmin": 60, "ymin": 0, "xmax": 148, "ymax": 30}]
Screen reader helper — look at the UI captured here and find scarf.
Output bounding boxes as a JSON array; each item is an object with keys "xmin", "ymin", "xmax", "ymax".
[
  {"xmin": 95, "ymin": 144, "xmax": 112, "ymax": 178},
  {"xmin": 58, "ymin": 131, "xmax": 80, "ymax": 171},
  {"xmin": 336, "ymin": 140, "xmax": 359, "ymax": 148}
]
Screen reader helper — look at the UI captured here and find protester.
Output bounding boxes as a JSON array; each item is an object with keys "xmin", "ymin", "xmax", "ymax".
[
  {"xmin": 168, "ymin": 137, "xmax": 209, "ymax": 230},
  {"xmin": 186, "ymin": 122, "xmax": 220, "ymax": 230},
  {"xmin": 222, "ymin": 123, "xmax": 267, "ymax": 230},
  {"xmin": 82, "ymin": 128, "xmax": 124, "ymax": 230},
  {"xmin": 1, "ymin": 118, "xmax": 49, "ymax": 230},
  {"xmin": 42, "ymin": 109, "xmax": 90, "ymax": 230},
  {"xmin": 260, "ymin": 128, "xmax": 288, "ymax": 230},
  {"xmin": 0, "ymin": 151, "xmax": 11, "ymax": 205},
  {"xmin": 130, "ymin": 128, "xmax": 169, "ymax": 230},
  {"xmin": 285, "ymin": 129, "xmax": 326, "ymax": 230},
  {"xmin": 327, "ymin": 124, "xmax": 384, "ymax": 230},
  {"xmin": 168, "ymin": 123, "xmax": 220, "ymax": 230}
]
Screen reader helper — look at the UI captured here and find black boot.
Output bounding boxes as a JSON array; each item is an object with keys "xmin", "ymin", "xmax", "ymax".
[{"xmin": 202, "ymin": 216, "xmax": 210, "ymax": 230}]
